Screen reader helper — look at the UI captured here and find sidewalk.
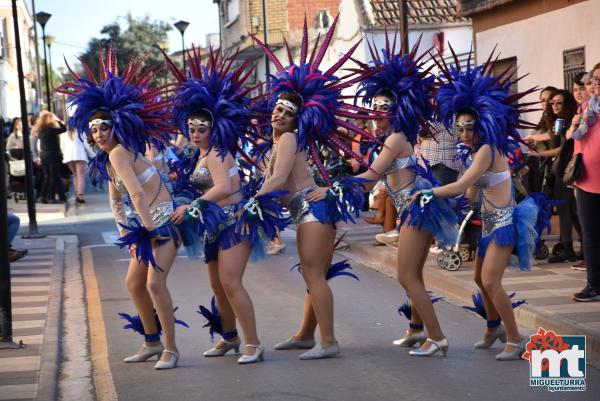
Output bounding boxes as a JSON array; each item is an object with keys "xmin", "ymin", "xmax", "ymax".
[
  {"xmin": 0, "ymin": 236, "xmax": 64, "ymax": 401},
  {"xmin": 336, "ymin": 219, "xmax": 600, "ymax": 367}
]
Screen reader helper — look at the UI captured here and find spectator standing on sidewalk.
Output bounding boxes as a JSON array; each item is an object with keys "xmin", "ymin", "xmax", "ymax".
[
  {"xmin": 419, "ymin": 121, "xmax": 461, "ymax": 252},
  {"xmin": 419, "ymin": 121, "xmax": 460, "ymax": 185},
  {"xmin": 61, "ymin": 128, "xmax": 93, "ymax": 204},
  {"xmin": 534, "ymin": 90, "xmax": 581, "ymax": 263},
  {"xmin": 569, "ymin": 73, "xmax": 591, "ymax": 271},
  {"xmin": 36, "ymin": 111, "xmax": 67, "ymax": 204},
  {"xmin": 570, "ymin": 63, "xmax": 600, "ymax": 302}
]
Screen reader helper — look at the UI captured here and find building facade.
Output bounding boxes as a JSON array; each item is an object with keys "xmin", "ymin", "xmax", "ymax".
[
  {"xmin": 216, "ymin": 0, "xmax": 472, "ymax": 98},
  {"xmin": 0, "ymin": 0, "xmax": 37, "ymax": 120},
  {"xmin": 459, "ymin": 0, "xmax": 600, "ymax": 126}
]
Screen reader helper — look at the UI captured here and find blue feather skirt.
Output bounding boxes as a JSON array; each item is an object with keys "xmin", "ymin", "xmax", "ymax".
[
  {"xmin": 477, "ymin": 196, "xmax": 539, "ymax": 271},
  {"xmin": 287, "ymin": 177, "xmax": 367, "ymax": 228},
  {"xmin": 204, "ymin": 192, "xmax": 291, "ymax": 263},
  {"xmin": 178, "ymin": 199, "xmax": 228, "ymax": 260},
  {"xmin": 115, "ymin": 203, "xmax": 181, "ymax": 271},
  {"xmin": 396, "ymin": 177, "xmax": 464, "ymax": 248}
]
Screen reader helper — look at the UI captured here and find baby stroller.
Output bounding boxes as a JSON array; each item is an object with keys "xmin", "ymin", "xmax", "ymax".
[
  {"xmin": 437, "ymin": 208, "xmax": 482, "ymax": 271},
  {"xmin": 6, "ymin": 148, "xmax": 27, "ymax": 202}
]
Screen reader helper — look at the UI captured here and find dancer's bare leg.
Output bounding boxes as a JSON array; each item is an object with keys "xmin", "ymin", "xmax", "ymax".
[
  {"xmin": 481, "ymin": 243, "xmax": 522, "ymax": 352},
  {"xmin": 292, "ymin": 235, "xmax": 335, "ymax": 340},
  {"xmin": 125, "ymin": 256, "xmax": 159, "ymax": 350},
  {"xmin": 147, "ymin": 239, "xmax": 179, "ymax": 361},
  {"xmin": 397, "ymin": 226, "xmax": 445, "ymax": 348},
  {"xmin": 207, "ymin": 259, "xmax": 238, "ymax": 348},
  {"xmin": 218, "ymin": 242, "xmax": 259, "ymax": 356},
  {"xmin": 297, "ymin": 222, "xmax": 336, "ymax": 346}
]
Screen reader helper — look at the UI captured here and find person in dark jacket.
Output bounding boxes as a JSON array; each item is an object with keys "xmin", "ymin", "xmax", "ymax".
[{"xmin": 34, "ymin": 111, "xmax": 67, "ymax": 203}]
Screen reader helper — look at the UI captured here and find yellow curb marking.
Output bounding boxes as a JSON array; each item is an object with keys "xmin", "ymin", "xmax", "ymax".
[{"xmin": 82, "ymin": 247, "xmax": 118, "ymax": 401}]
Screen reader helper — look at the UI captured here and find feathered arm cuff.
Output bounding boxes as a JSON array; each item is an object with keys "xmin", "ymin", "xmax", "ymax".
[
  {"xmin": 323, "ymin": 177, "xmax": 370, "ymax": 224},
  {"xmin": 183, "ymin": 198, "xmax": 227, "ymax": 239},
  {"xmin": 237, "ymin": 190, "xmax": 291, "ymax": 243}
]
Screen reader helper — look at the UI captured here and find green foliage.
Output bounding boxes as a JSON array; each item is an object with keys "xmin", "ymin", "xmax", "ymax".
[{"xmin": 78, "ymin": 13, "xmax": 174, "ymax": 86}]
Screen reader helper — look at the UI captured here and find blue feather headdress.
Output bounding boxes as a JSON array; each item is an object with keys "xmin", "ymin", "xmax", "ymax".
[
  {"xmin": 434, "ymin": 47, "xmax": 538, "ymax": 158},
  {"xmin": 251, "ymin": 16, "xmax": 381, "ymax": 185},
  {"xmin": 357, "ymin": 33, "xmax": 435, "ymax": 143},
  {"xmin": 162, "ymin": 46, "xmax": 257, "ymax": 160},
  {"xmin": 57, "ymin": 45, "xmax": 176, "ymax": 156}
]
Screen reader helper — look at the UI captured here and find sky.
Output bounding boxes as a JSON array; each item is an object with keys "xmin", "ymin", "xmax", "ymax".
[{"xmin": 34, "ymin": 0, "xmax": 219, "ymax": 70}]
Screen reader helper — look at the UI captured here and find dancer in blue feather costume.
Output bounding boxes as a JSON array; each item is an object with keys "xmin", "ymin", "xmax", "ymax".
[
  {"xmin": 412, "ymin": 46, "xmax": 540, "ymax": 361},
  {"xmin": 307, "ymin": 32, "xmax": 456, "ymax": 357},
  {"xmin": 250, "ymin": 15, "xmax": 382, "ymax": 360},
  {"xmin": 162, "ymin": 46, "xmax": 290, "ymax": 364},
  {"xmin": 57, "ymin": 45, "xmax": 184, "ymax": 369}
]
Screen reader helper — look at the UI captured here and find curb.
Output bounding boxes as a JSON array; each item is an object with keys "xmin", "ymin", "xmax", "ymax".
[
  {"xmin": 342, "ymin": 242, "xmax": 600, "ymax": 370},
  {"xmin": 36, "ymin": 236, "xmax": 65, "ymax": 401}
]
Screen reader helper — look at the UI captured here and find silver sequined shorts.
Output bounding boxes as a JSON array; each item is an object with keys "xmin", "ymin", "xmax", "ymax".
[
  {"xmin": 128, "ymin": 201, "xmax": 174, "ymax": 228},
  {"xmin": 286, "ymin": 188, "xmax": 321, "ymax": 226},
  {"xmin": 481, "ymin": 205, "xmax": 514, "ymax": 238}
]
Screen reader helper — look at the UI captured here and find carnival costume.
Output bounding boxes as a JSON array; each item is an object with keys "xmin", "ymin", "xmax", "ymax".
[
  {"xmin": 251, "ymin": 15, "xmax": 382, "ymax": 227},
  {"xmin": 434, "ymin": 50, "xmax": 548, "ymax": 270},
  {"xmin": 161, "ymin": 47, "xmax": 290, "ymax": 262},
  {"xmin": 57, "ymin": 46, "xmax": 181, "ymax": 271},
  {"xmin": 356, "ymin": 36, "xmax": 465, "ymax": 247}
]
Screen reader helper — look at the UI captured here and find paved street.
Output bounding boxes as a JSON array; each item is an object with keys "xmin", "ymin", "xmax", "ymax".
[
  {"xmin": 1, "ymin": 193, "xmax": 598, "ymax": 400},
  {"xmin": 77, "ymin": 195, "xmax": 597, "ymax": 401}
]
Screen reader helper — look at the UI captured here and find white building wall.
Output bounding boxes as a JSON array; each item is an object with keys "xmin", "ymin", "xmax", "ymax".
[{"xmin": 475, "ymin": 0, "xmax": 600, "ymax": 126}]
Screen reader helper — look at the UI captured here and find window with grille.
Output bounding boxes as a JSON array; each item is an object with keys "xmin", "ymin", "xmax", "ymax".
[
  {"xmin": 492, "ymin": 57, "xmax": 518, "ymax": 96},
  {"xmin": 563, "ymin": 47, "xmax": 585, "ymax": 90},
  {"xmin": 0, "ymin": 17, "xmax": 7, "ymax": 59}
]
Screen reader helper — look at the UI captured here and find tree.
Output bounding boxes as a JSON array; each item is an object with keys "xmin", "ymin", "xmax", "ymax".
[{"xmin": 77, "ymin": 13, "xmax": 173, "ymax": 86}]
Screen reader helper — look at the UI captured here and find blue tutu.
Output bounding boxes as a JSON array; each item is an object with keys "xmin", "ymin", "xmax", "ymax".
[{"xmin": 477, "ymin": 196, "xmax": 539, "ymax": 271}]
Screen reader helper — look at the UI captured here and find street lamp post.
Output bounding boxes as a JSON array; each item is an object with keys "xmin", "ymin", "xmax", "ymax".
[
  {"xmin": 174, "ymin": 20, "xmax": 189, "ymax": 76},
  {"xmin": 44, "ymin": 35, "xmax": 54, "ymax": 111},
  {"xmin": 261, "ymin": 0, "xmax": 270, "ymax": 80},
  {"xmin": 35, "ymin": 11, "xmax": 51, "ymax": 111}
]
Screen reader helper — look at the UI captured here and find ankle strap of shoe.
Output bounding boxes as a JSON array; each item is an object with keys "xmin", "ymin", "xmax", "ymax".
[
  {"xmin": 244, "ymin": 344, "xmax": 263, "ymax": 350},
  {"xmin": 162, "ymin": 349, "xmax": 179, "ymax": 357}
]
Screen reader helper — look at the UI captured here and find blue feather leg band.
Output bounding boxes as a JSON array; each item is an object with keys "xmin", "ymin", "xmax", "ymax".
[
  {"xmin": 115, "ymin": 219, "xmax": 180, "ymax": 271},
  {"xmin": 118, "ymin": 307, "xmax": 190, "ymax": 337},
  {"xmin": 462, "ymin": 291, "xmax": 527, "ymax": 320},
  {"xmin": 197, "ymin": 296, "xmax": 223, "ymax": 342}
]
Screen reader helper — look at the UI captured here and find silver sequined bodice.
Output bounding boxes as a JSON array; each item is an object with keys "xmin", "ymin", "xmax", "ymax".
[
  {"xmin": 114, "ymin": 177, "xmax": 127, "ymax": 194},
  {"xmin": 190, "ymin": 165, "xmax": 214, "ymax": 193},
  {"xmin": 287, "ymin": 188, "xmax": 320, "ymax": 226}
]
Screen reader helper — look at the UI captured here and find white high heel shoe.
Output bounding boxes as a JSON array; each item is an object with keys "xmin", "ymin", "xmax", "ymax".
[
  {"xmin": 237, "ymin": 344, "xmax": 264, "ymax": 364},
  {"xmin": 154, "ymin": 349, "xmax": 179, "ymax": 370},
  {"xmin": 409, "ymin": 338, "xmax": 449, "ymax": 357},
  {"xmin": 393, "ymin": 330, "xmax": 427, "ymax": 347},
  {"xmin": 203, "ymin": 337, "xmax": 241, "ymax": 357},
  {"xmin": 123, "ymin": 344, "xmax": 164, "ymax": 363}
]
